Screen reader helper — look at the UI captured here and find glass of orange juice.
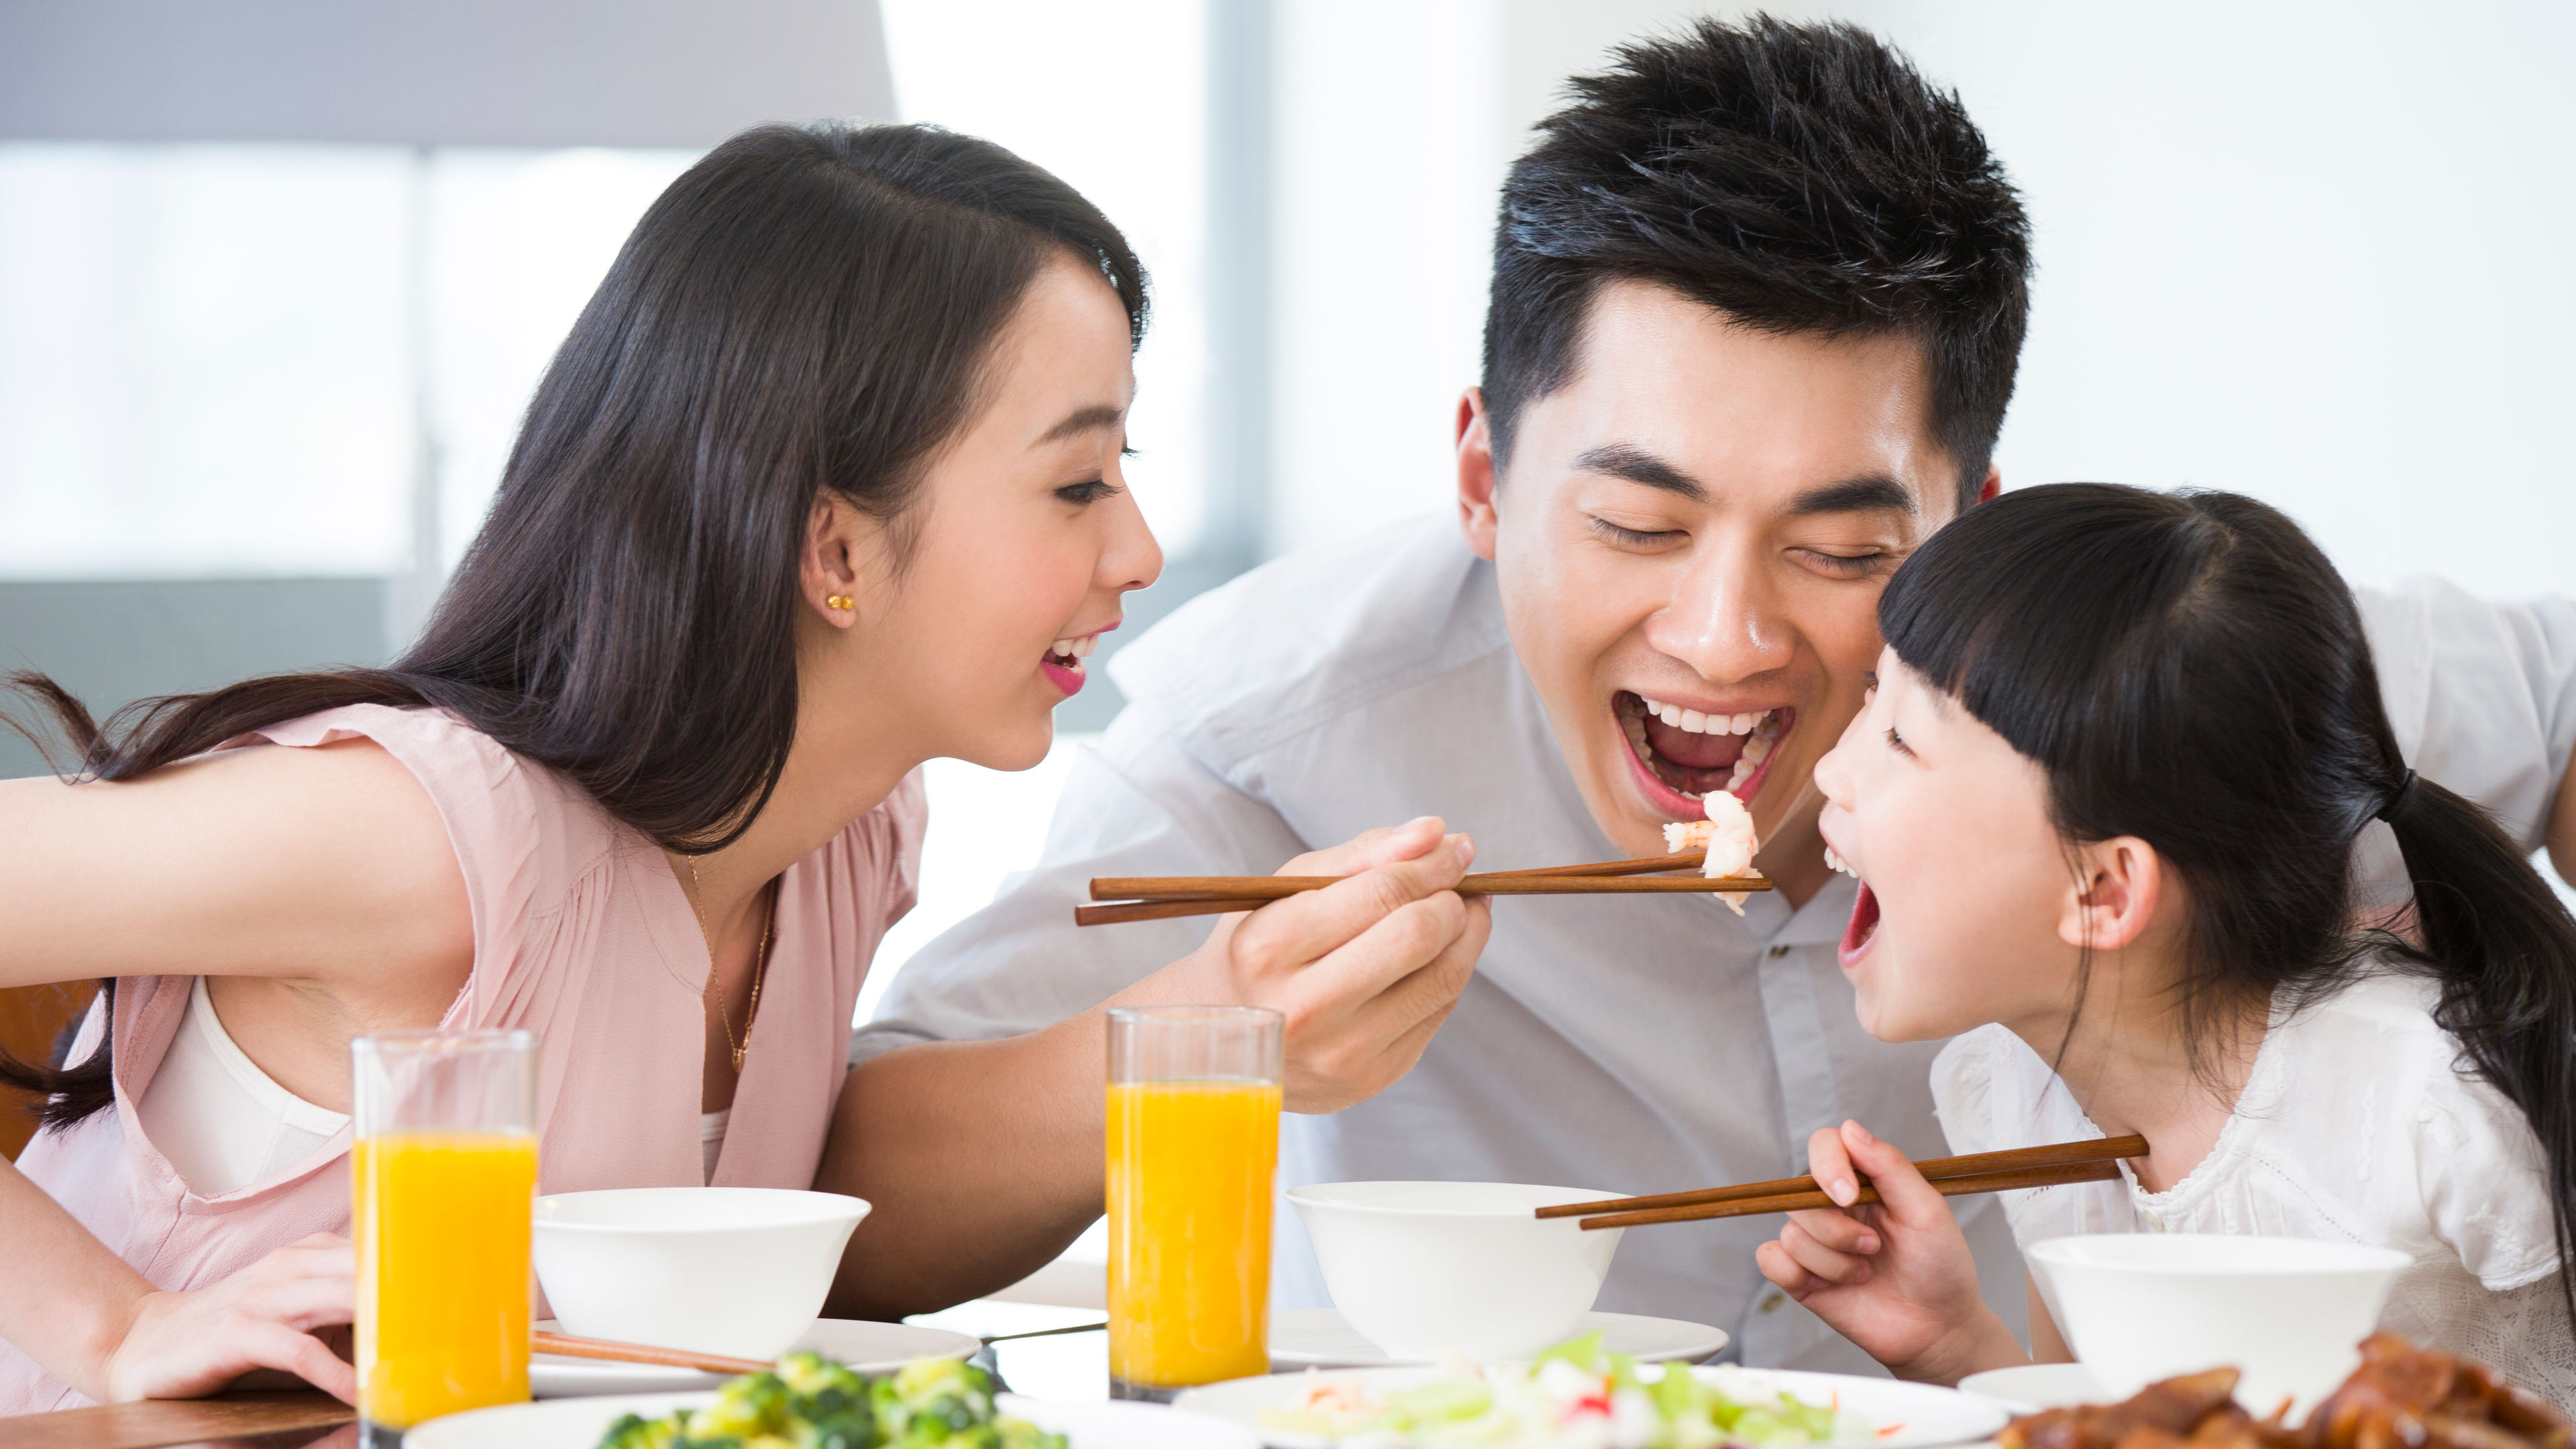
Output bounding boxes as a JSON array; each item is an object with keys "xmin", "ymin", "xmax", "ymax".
[
  {"xmin": 351, "ymin": 1029, "xmax": 539, "ymax": 1445},
  {"xmin": 1106, "ymin": 1004, "xmax": 1283, "ymax": 1401}
]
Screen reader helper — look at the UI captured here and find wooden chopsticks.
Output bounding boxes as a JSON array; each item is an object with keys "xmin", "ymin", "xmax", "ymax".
[
  {"xmin": 1544, "ymin": 1133, "xmax": 2147, "ymax": 1232},
  {"xmin": 531, "ymin": 1330, "xmax": 773, "ymax": 1375},
  {"xmin": 1076, "ymin": 852, "xmax": 1762, "ymax": 926}
]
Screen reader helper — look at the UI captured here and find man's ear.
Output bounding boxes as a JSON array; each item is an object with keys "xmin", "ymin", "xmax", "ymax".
[
  {"xmin": 1976, "ymin": 464, "xmax": 2002, "ymax": 506},
  {"xmin": 1456, "ymin": 387, "xmax": 1499, "ymax": 562},
  {"xmin": 2055, "ymin": 835, "xmax": 2167, "ymax": 953}
]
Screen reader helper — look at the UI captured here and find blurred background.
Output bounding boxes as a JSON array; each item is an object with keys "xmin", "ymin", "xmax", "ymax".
[{"xmin": 4, "ymin": 0, "xmax": 2572, "ymax": 1175}]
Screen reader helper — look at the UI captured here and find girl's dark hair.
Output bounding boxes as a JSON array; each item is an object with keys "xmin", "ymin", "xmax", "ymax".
[
  {"xmin": 1880, "ymin": 482, "xmax": 2576, "ymax": 1332},
  {"xmin": 3, "ymin": 122, "xmax": 1147, "ymax": 1131}
]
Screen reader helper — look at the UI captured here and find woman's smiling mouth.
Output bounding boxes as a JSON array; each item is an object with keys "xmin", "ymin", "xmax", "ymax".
[
  {"xmin": 1040, "ymin": 629, "xmax": 1106, "ymax": 696},
  {"xmin": 1613, "ymin": 690, "xmax": 1792, "ymax": 816}
]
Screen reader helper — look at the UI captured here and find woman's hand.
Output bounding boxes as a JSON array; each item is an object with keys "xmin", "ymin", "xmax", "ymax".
[
  {"xmin": 1754, "ymin": 1120, "xmax": 2027, "ymax": 1385},
  {"xmin": 100, "ymin": 1233, "xmax": 356, "ymax": 1404},
  {"xmin": 1183, "ymin": 816, "xmax": 1491, "ymax": 1113}
]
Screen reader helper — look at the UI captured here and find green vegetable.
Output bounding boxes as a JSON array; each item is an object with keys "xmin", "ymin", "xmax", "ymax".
[{"xmin": 592, "ymin": 1354, "xmax": 1061, "ymax": 1449}]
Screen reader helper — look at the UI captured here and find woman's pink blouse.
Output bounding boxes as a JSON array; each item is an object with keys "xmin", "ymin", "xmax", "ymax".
[{"xmin": 1, "ymin": 704, "xmax": 924, "ymax": 1413}]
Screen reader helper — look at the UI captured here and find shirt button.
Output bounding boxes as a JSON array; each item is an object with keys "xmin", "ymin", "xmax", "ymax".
[
  {"xmin": 1760, "ymin": 1292, "xmax": 1787, "ymax": 1313},
  {"xmin": 1768, "ymin": 945, "xmax": 1790, "ymax": 959}
]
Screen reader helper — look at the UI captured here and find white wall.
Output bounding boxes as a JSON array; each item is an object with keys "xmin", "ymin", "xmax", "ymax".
[{"xmin": 1265, "ymin": 1, "xmax": 1507, "ymax": 555}]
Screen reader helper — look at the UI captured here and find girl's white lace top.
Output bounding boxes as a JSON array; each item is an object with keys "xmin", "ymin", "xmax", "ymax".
[{"xmin": 1931, "ymin": 967, "xmax": 2573, "ymax": 1410}]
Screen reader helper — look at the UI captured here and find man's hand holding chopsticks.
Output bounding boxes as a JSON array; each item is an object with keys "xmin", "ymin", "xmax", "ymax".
[{"xmin": 1166, "ymin": 815, "xmax": 1492, "ymax": 1114}]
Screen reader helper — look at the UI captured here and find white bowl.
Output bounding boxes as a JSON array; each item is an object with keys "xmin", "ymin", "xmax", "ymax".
[
  {"xmin": 533, "ymin": 1187, "xmax": 869, "ymax": 1360},
  {"xmin": 1287, "ymin": 1181, "xmax": 1624, "ymax": 1362},
  {"xmin": 2027, "ymin": 1234, "xmax": 2408, "ymax": 1419}
]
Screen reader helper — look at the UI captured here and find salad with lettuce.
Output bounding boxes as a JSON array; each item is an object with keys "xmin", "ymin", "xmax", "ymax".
[
  {"xmin": 1260, "ymin": 1333, "xmax": 1877, "ymax": 1449},
  {"xmin": 596, "ymin": 1352, "xmax": 1065, "ymax": 1449}
]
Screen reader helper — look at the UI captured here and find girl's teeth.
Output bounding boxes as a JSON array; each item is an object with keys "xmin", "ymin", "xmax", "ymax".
[
  {"xmin": 1680, "ymin": 709, "xmax": 1707, "ymax": 732},
  {"xmin": 1822, "ymin": 846, "xmax": 1860, "ymax": 878}
]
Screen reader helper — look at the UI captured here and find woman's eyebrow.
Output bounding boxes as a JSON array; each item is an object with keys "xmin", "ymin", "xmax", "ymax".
[
  {"xmin": 1036, "ymin": 403, "xmax": 1125, "ymax": 445},
  {"xmin": 1787, "ymin": 475, "xmax": 1917, "ymax": 517}
]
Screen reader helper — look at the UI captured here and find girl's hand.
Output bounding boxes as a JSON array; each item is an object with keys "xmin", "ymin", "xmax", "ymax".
[
  {"xmin": 1754, "ymin": 1120, "xmax": 2027, "ymax": 1385},
  {"xmin": 100, "ymin": 1234, "xmax": 356, "ymax": 1404}
]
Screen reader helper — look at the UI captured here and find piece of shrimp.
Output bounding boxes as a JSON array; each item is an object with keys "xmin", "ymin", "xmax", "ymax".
[{"xmin": 1662, "ymin": 791, "xmax": 1762, "ymax": 912}]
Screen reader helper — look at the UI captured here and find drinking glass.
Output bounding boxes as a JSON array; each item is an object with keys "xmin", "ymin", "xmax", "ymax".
[
  {"xmin": 1106, "ymin": 1004, "xmax": 1284, "ymax": 1401},
  {"xmin": 351, "ymin": 1029, "xmax": 539, "ymax": 1444}
]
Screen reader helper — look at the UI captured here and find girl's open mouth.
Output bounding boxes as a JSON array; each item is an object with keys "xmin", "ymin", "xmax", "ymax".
[
  {"xmin": 1838, "ymin": 879, "xmax": 1881, "ymax": 970},
  {"xmin": 1613, "ymin": 691, "xmax": 1792, "ymax": 816}
]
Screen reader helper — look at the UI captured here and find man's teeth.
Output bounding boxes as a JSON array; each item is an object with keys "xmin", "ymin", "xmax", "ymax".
[
  {"xmin": 1638, "ymin": 698, "xmax": 1780, "ymax": 738},
  {"xmin": 1823, "ymin": 845, "xmax": 1860, "ymax": 879}
]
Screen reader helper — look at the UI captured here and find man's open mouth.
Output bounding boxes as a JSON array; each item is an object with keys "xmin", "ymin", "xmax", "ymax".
[{"xmin": 1613, "ymin": 691, "xmax": 1792, "ymax": 809}]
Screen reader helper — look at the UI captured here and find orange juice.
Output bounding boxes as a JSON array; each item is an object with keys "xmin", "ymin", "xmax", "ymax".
[
  {"xmin": 1106, "ymin": 1078, "xmax": 1281, "ymax": 1392},
  {"xmin": 352, "ymin": 1130, "xmax": 538, "ymax": 1430}
]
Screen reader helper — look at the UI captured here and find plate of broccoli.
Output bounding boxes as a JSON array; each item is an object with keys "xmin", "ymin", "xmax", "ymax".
[{"xmin": 400, "ymin": 1352, "xmax": 1259, "ymax": 1449}]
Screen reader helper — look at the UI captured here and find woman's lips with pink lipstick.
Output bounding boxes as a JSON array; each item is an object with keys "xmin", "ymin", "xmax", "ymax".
[{"xmin": 1040, "ymin": 623, "xmax": 1116, "ymax": 698}]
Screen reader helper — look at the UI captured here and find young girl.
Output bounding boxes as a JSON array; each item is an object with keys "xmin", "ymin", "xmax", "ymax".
[{"xmin": 1757, "ymin": 484, "xmax": 2576, "ymax": 1407}]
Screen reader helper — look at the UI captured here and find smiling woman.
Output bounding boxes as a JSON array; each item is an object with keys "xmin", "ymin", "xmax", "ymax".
[{"xmin": 0, "ymin": 121, "xmax": 1491, "ymax": 1415}]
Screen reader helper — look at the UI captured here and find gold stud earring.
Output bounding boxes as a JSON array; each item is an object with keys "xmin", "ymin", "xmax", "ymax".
[{"xmin": 824, "ymin": 594, "xmax": 853, "ymax": 611}]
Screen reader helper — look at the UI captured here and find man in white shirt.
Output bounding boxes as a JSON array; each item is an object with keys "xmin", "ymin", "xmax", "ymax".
[{"xmin": 822, "ymin": 17, "xmax": 2576, "ymax": 1368}]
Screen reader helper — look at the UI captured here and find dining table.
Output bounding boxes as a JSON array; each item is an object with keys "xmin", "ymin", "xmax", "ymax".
[
  {"xmin": 0, "ymin": 1297, "xmax": 1108, "ymax": 1449},
  {"xmin": 0, "ymin": 1389, "xmax": 354, "ymax": 1449}
]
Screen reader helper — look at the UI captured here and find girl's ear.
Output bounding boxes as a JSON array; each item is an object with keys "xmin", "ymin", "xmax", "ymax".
[{"xmin": 2056, "ymin": 835, "xmax": 2168, "ymax": 953}]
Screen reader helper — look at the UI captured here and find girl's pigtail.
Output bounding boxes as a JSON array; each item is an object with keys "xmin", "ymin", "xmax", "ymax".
[{"xmin": 2383, "ymin": 771, "xmax": 2576, "ymax": 1332}]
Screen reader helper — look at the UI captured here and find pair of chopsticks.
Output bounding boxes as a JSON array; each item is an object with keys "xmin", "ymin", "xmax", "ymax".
[
  {"xmin": 1540, "ymin": 1134, "xmax": 2148, "ymax": 1232},
  {"xmin": 1075, "ymin": 851, "xmax": 1770, "ymax": 927},
  {"xmin": 533, "ymin": 1330, "xmax": 771, "ymax": 1375}
]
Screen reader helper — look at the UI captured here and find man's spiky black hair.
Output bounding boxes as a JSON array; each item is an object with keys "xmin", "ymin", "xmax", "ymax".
[{"xmin": 1483, "ymin": 15, "xmax": 2032, "ymax": 506}]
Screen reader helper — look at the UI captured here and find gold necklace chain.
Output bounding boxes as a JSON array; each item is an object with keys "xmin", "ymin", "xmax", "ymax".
[{"xmin": 688, "ymin": 858, "xmax": 775, "ymax": 1073}]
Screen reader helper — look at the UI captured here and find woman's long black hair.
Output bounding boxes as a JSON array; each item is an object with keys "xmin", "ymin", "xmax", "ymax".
[
  {"xmin": 3, "ymin": 122, "xmax": 1148, "ymax": 1130},
  {"xmin": 1880, "ymin": 482, "xmax": 2576, "ymax": 1331}
]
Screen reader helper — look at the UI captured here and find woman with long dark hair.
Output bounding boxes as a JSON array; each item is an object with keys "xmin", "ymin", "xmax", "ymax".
[
  {"xmin": 1753, "ymin": 484, "xmax": 2576, "ymax": 1403},
  {"xmin": 0, "ymin": 123, "xmax": 1489, "ymax": 1413}
]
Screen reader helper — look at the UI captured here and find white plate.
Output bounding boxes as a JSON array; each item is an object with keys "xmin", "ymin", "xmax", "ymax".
[
  {"xmin": 408, "ymin": 1389, "xmax": 1258, "ymax": 1449},
  {"xmin": 1959, "ymin": 1361, "xmax": 2105, "ymax": 1412},
  {"xmin": 1269, "ymin": 1307, "xmax": 1728, "ymax": 1368},
  {"xmin": 529, "ymin": 1318, "xmax": 981, "ymax": 1397},
  {"xmin": 1175, "ymin": 1364, "xmax": 2012, "ymax": 1449}
]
